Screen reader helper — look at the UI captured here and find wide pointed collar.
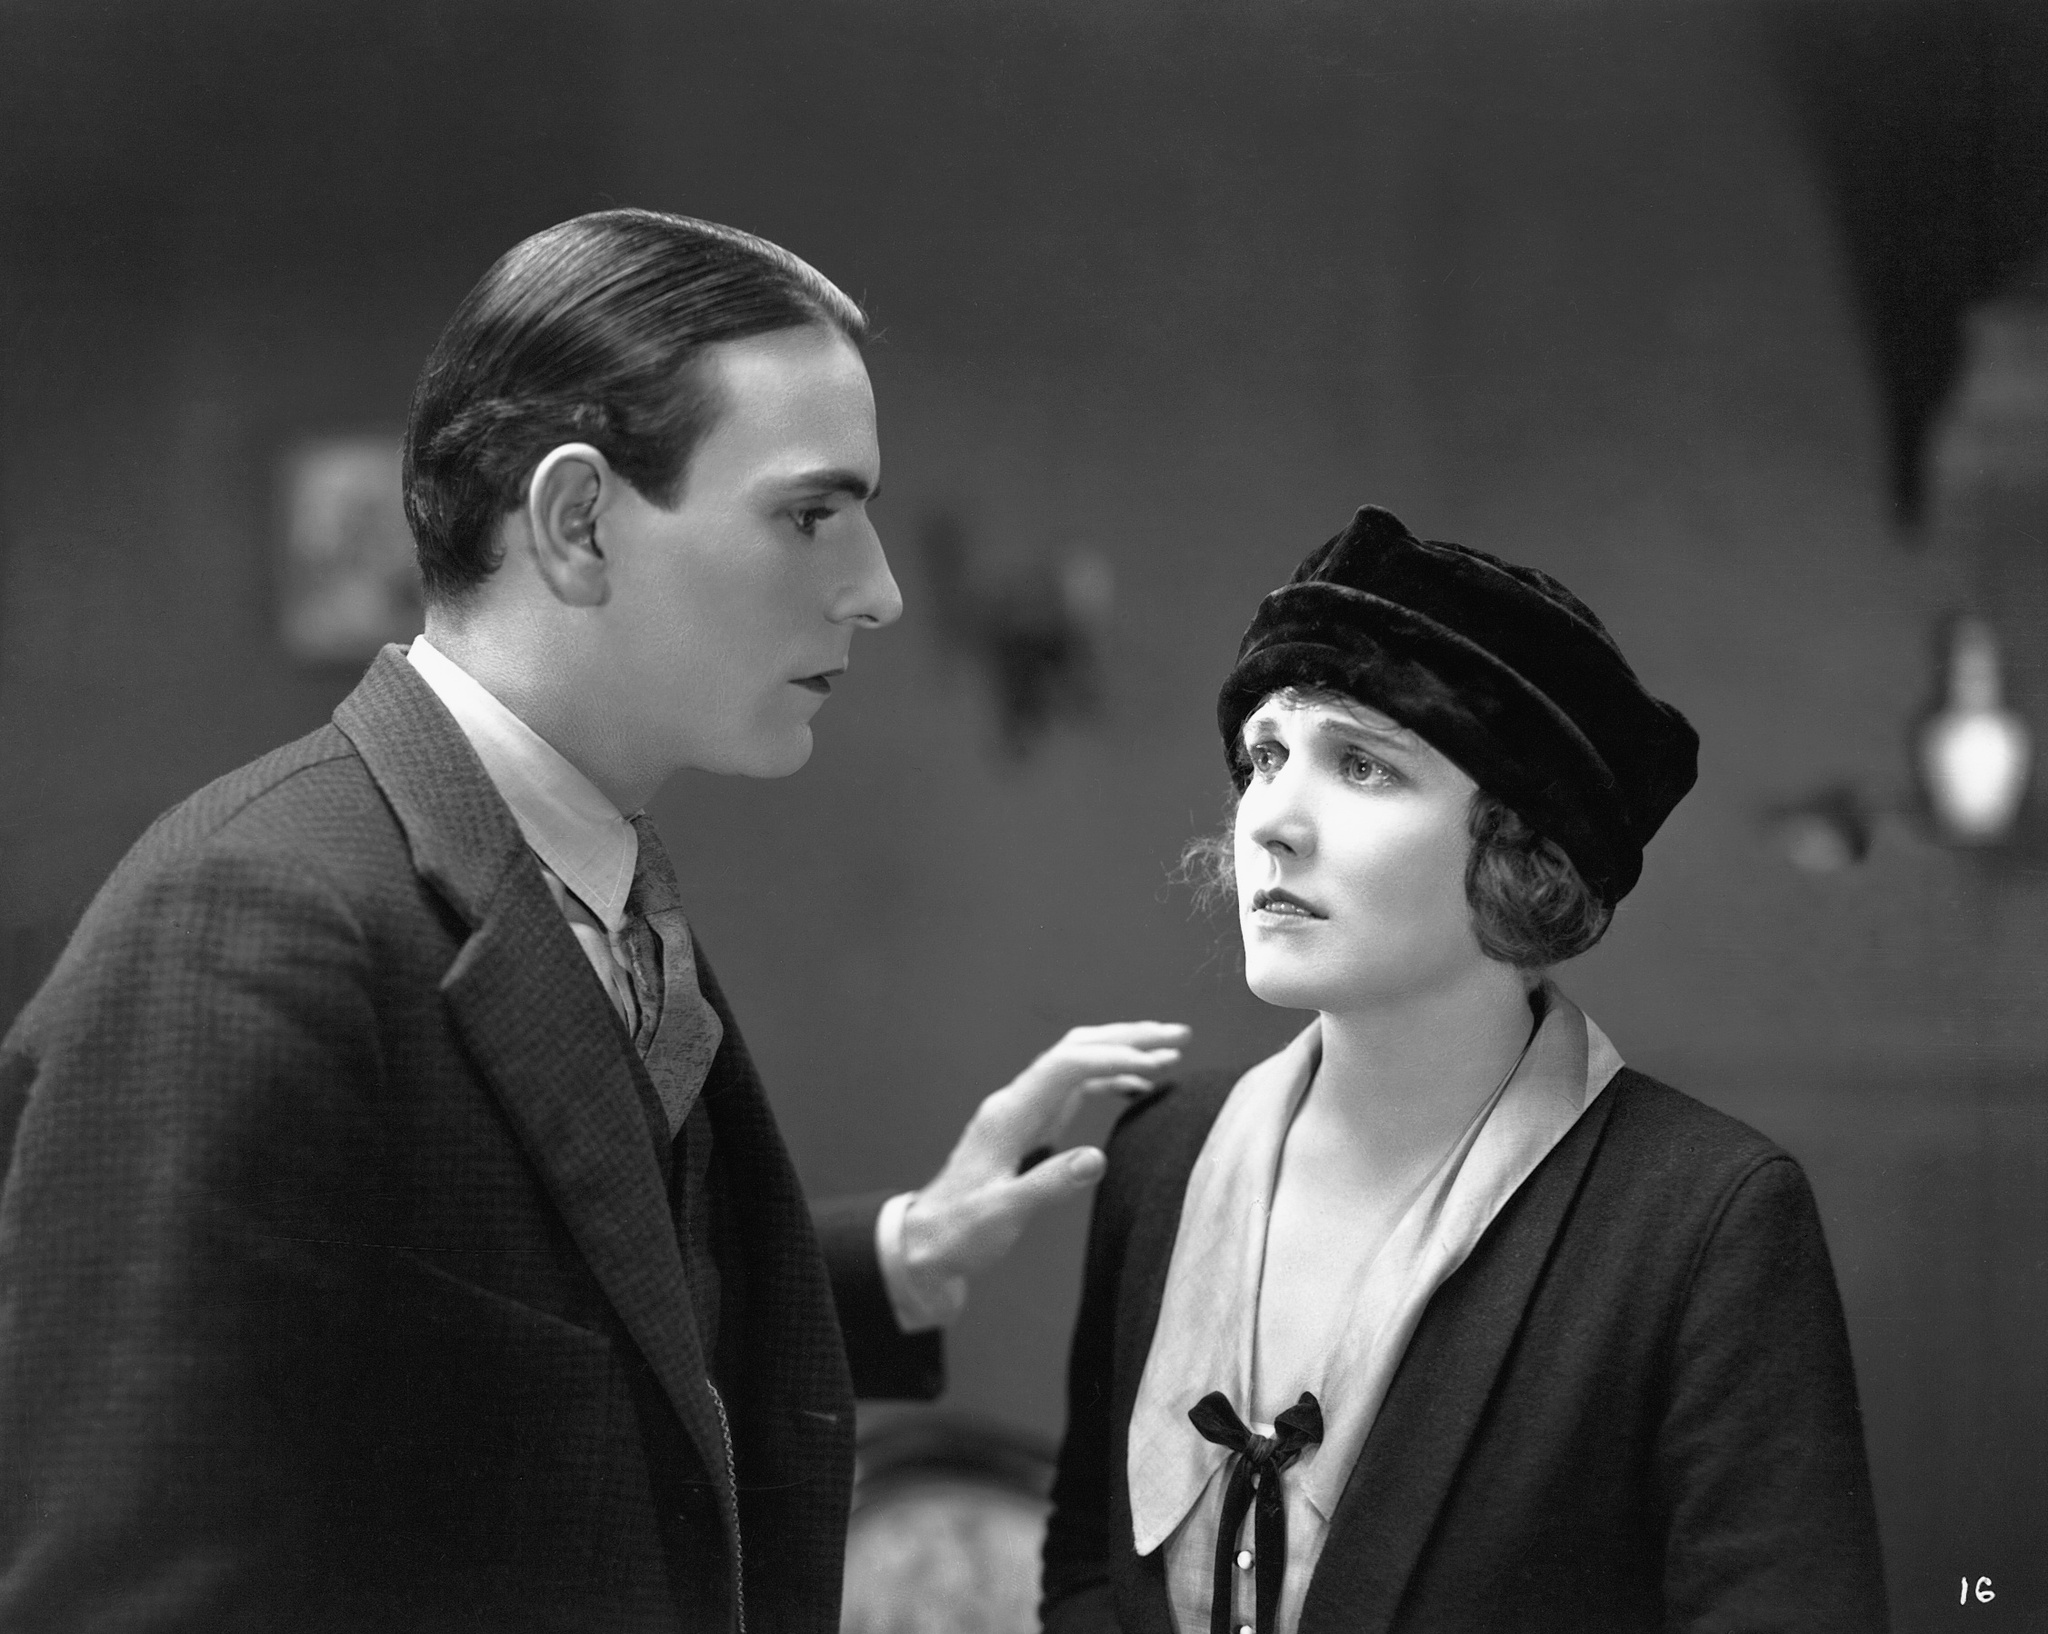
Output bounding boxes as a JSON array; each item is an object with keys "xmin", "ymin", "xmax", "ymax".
[
  {"xmin": 331, "ymin": 645, "xmax": 530, "ymax": 926},
  {"xmin": 406, "ymin": 636, "xmax": 638, "ymax": 932},
  {"xmin": 331, "ymin": 646, "xmax": 738, "ymax": 1529},
  {"xmin": 1127, "ymin": 983, "xmax": 1622, "ymax": 1557}
]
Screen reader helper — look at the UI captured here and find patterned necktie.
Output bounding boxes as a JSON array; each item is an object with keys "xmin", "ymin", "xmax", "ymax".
[
  {"xmin": 619, "ymin": 815, "xmax": 725, "ymax": 1136},
  {"xmin": 1187, "ymin": 1390, "xmax": 1324, "ymax": 1634}
]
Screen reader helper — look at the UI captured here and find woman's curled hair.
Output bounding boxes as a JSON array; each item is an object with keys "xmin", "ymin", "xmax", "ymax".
[{"xmin": 1462, "ymin": 789, "xmax": 1612, "ymax": 966}]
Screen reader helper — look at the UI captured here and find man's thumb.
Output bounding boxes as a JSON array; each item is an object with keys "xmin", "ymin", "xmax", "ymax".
[{"xmin": 1011, "ymin": 1145, "xmax": 1105, "ymax": 1210}]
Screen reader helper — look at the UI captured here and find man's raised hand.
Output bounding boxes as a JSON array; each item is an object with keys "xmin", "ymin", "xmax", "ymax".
[{"xmin": 899, "ymin": 1021, "xmax": 1190, "ymax": 1300}]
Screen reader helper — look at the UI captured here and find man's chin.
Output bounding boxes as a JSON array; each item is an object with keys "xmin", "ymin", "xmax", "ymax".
[
  {"xmin": 673, "ymin": 717, "xmax": 816, "ymax": 781},
  {"xmin": 734, "ymin": 726, "xmax": 814, "ymax": 779}
]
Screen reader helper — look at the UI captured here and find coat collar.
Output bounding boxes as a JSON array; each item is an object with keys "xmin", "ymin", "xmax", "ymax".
[
  {"xmin": 1130, "ymin": 988, "xmax": 1620, "ymax": 1559},
  {"xmin": 405, "ymin": 635, "xmax": 638, "ymax": 932},
  {"xmin": 332, "ymin": 645, "xmax": 530, "ymax": 928},
  {"xmin": 1297, "ymin": 1086, "xmax": 1618, "ymax": 1633},
  {"xmin": 332, "ymin": 647, "xmax": 735, "ymax": 1513},
  {"xmin": 1110, "ymin": 1015, "xmax": 1622, "ymax": 1634}
]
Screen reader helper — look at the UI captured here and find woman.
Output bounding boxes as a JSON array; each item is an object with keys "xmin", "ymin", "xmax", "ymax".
[{"xmin": 1040, "ymin": 506, "xmax": 1887, "ymax": 1634}]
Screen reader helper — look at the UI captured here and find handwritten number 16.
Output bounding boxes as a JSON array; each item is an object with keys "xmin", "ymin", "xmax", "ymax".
[{"xmin": 1961, "ymin": 1576, "xmax": 1995, "ymax": 1604}]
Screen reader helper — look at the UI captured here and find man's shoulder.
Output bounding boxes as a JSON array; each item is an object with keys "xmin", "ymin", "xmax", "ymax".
[
  {"xmin": 22, "ymin": 652, "xmax": 511, "ymax": 1042},
  {"xmin": 57, "ymin": 718, "xmax": 428, "ymax": 977},
  {"xmin": 121, "ymin": 722, "xmax": 396, "ymax": 886},
  {"xmin": 124, "ymin": 645, "xmax": 491, "ymax": 893},
  {"xmin": 3, "ymin": 723, "xmax": 414, "ymax": 1056}
]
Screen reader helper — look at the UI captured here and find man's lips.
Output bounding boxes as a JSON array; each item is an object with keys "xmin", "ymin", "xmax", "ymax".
[
  {"xmin": 1250, "ymin": 887, "xmax": 1325, "ymax": 919},
  {"xmin": 791, "ymin": 666, "xmax": 848, "ymax": 695}
]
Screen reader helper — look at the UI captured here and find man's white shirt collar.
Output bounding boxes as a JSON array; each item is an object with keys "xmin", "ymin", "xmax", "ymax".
[
  {"xmin": 407, "ymin": 636, "xmax": 638, "ymax": 932},
  {"xmin": 409, "ymin": 637, "xmax": 950, "ymax": 1333}
]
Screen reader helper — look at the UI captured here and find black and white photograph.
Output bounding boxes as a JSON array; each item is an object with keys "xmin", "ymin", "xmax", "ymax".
[{"xmin": 1, "ymin": 3, "xmax": 2042, "ymax": 1630}]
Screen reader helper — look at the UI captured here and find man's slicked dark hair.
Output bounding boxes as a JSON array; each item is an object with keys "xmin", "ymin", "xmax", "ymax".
[{"xmin": 403, "ymin": 208, "xmax": 867, "ymax": 601}]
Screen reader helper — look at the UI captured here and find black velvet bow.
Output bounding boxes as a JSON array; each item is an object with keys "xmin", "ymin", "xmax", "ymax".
[{"xmin": 1187, "ymin": 1390, "xmax": 1324, "ymax": 1634}]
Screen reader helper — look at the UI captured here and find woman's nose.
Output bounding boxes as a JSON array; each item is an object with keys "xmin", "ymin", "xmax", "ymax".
[{"xmin": 1242, "ymin": 774, "xmax": 1315, "ymax": 860}]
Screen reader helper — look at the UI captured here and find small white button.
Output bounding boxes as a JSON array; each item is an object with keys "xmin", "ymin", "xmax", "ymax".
[
  {"xmin": 1238, "ymin": 1625, "xmax": 1254, "ymax": 1634},
  {"xmin": 1235, "ymin": 1549, "xmax": 1254, "ymax": 1570}
]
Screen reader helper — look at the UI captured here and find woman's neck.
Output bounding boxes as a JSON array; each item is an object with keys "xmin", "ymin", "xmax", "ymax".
[{"xmin": 1301, "ymin": 963, "xmax": 1541, "ymax": 1192}]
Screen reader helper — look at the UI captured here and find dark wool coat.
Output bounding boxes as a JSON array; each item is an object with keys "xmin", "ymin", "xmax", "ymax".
[
  {"xmin": 0, "ymin": 648, "xmax": 939, "ymax": 1633},
  {"xmin": 1042, "ymin": 1065, "xmax": 1889, "ymax": 1634}
]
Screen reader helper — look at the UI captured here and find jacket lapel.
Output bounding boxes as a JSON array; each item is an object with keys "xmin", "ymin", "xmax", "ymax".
[
  {"xmin": 1114, "ymin": 1076, "xmax": 1239, "ymax": 1634},
  {"xmin": 693, "ymin": 953, "xmax": 858, "ymax": 1478},
  {"xmin": 333, "ymin": 647, "xmax": 731, "ymax": 1496},
  {"xmin": 437, "ymin": 882, "xmax": 731, "ymax": 1494},
  {"xmin": 1298, "ymin": 1085, "xmax": 1620, "ymax": 1634}
]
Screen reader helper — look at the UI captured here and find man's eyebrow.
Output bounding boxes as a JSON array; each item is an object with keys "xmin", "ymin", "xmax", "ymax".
[{"xmin": 781, "ymin": 466, "xmax": 880, "ymax": 502}]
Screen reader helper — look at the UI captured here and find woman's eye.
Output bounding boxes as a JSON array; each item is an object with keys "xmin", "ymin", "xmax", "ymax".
[
  {"xmin": 1246, "ymin": 740, "xmax": 1284, "ymax": 775},
  {"xmin": 1341, "ymin": 749, "xmax": 1394, "ymax": 786}
]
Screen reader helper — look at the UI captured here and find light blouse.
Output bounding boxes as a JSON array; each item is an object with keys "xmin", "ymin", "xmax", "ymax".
[{"xmin": 1127, "ymin": 984, "xmax": 1623, "ymax": 1634}]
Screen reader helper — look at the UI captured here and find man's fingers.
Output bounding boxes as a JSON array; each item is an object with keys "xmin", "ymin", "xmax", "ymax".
[
  {"xmin": 999, "ymin": 1145, "xmax": 1107, "ymax": 1213},
  {"xmin": 1062, "ymin": 1145, "xmax": 1107, "ymax": 1182},
  {"xmin": 958, "ymin": 1024, "xmax": 1192, "ymax": 1172},
  {"xmin": 913, "ymin": 1148, "xmax": 1112, "ymax": 1283},
  {"xmin": 1057, "ymin": 1043, "xmax": 1184, "ymax": 1070},
  {"xmin": 1061, "ymin": 1021, "xmax": 1192, "ymax": 1048},
  {"xmin": 984, "ymin": 1052, "xmax": 1179, "ymax": 1149},
  {"xmin": 992, "ymin": 1058, "xmax": 1167, "ymax": 1137},
  {"xmin": 1077, "ymin": 1073, "xmax": 1157, "ymax": 1097},
  {"xmin": 1016, "ymin": 1043, "xmax": 1183, "ymax": 1091}
]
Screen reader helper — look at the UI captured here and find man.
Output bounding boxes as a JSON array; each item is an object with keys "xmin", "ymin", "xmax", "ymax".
[{"xmin": 0, "ymin": 210, "xmax": 1184, "ymax": 1631}]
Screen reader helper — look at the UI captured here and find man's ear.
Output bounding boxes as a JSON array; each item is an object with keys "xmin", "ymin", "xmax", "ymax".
[{"xmin": 523, "ymin": 443, "xmax": 616, "ymax": 607}]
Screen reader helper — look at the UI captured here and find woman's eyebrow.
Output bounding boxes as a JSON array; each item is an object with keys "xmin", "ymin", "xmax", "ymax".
[
  {"xmin": 1316, "ymin": 714, "xmax": 1417, "ymax": 751},
  {"xmin": 1237, "ymin": 710, "xmax": 1418, "ymax": 754}
]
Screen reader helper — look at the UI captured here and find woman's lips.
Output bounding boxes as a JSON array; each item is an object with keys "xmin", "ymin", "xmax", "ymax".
[
  {"xmin": 791, "ymin": 667, "xmax": 847, "ymax": 695},
  {"xmin": 1249, "ymin": 888, "xmax": 1324, "ymax": 919}
]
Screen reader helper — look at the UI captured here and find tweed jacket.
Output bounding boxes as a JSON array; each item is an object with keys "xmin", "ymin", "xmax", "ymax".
[
  {"xmin": 0, "ymin": 648, "xmax": 939, "ymax": 1633},
  {"xmin": 1042, "ymin": 1065, "xmax": 1889, "ymax": 1634}
]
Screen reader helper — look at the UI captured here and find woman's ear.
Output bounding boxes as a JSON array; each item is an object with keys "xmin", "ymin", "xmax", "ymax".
[{"xmin": 523, "ymin": 443, "xmax": 615, "ymax": 607}]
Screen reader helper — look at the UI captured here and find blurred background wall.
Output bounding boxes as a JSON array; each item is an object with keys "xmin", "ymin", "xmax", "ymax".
[{"xmin": 3, "ymin": 2, "xmax": 2044, "ymax": 1626}]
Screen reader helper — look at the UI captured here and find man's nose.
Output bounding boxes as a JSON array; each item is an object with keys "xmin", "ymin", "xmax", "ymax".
[{"xmin": 834, "ymin": 519, "xmax": 903, "ymax": 629}]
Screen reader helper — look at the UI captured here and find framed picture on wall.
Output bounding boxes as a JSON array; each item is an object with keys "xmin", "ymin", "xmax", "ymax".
[{"xmin": 278, "ymin": 436, "xmax": 423, "ymax": 664}]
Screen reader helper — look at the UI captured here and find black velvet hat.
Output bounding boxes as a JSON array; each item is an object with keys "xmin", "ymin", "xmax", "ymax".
[{"xmin": 1218, "ymin": 505, "xmax": 1698, "ymax": 906}]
